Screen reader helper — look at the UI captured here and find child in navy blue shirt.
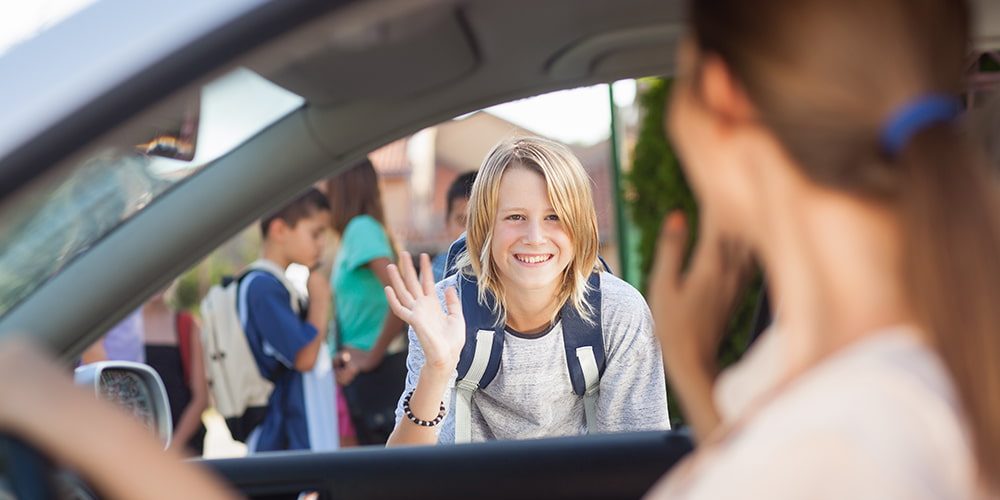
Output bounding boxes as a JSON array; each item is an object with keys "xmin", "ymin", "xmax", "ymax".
[{"xmin": 243, "ymin": 188, "xmax": 336, "ymax": 452}]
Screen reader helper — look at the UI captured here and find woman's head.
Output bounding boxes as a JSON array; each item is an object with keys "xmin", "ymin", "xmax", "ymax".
[
  {"xmin": 670, "ymin": 0, "xmax": 969, "ymax": 230},
  {"xmin": 672, "ymin": 0, "xmax": 1000, "ymax": 487},
  {"xmin": 326, "ymin": 158, "xmax": 387, "ymax": 234},
  {"xmin": 461, "ymin": 137, "xmax": 601, "ymax": 323}
]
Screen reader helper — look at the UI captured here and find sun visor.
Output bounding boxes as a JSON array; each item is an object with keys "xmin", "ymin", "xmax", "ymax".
[
  {"xmin": 266, "ymin": 7, "xmax": 477, "ymax": 106},
  {"xmin": 547, "ymin": 24, "xmax": 681, "ymax": 81}
]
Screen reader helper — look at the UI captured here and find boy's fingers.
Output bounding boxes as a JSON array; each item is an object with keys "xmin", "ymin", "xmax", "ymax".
[
  {"xmin": 399, "ymin": 251, "xmax": 423, "ymax": 296},
  {"xmin": 444, "ymin": 286, "xmax": 462, "ymax": 319},
  {"xmin": 420, "ymin": 253, "xmax": 435, "ymax": 296},
  {"xmin": 387, "ymin": 264, "xmax": 415, "ymax": 306},
  {"xmin": 651, "ymin": 211, "xmax": 688, "ymax": 291},
  {"xmin": 384, "ymin": 286, "xmax": 412, "ymax": 320}
]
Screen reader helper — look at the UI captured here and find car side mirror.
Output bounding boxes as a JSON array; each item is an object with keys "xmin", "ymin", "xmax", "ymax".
[{"xmin": 73, "ymin": 362, "xmax": 173, "ymax": 450}]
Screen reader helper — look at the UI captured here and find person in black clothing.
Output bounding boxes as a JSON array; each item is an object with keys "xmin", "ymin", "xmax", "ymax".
[{"xmin": 142, "ymin": 283, "xmax": 208, "ymax": 456}]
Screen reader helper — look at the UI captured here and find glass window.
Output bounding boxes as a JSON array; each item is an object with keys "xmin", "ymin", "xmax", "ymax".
[{"xmin": 0, "ymin": 68, "xmax": 304, "ymax": 318}]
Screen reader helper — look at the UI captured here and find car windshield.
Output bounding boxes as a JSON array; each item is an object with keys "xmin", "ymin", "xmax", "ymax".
[{"xmin": 0, "ymin": 68, "xmax": 304, "ymax": 318}]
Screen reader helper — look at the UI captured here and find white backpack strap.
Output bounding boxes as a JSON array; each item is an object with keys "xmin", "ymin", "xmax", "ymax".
[
  {"xmin": 238, "ymin": 272, "xmax": 261, "ymax": 330},
  {"xmin": 575, "ymin": 345, "xmax": 601, "ymax": 434},
  {"xmin": 454, "ymin": 330, "xmax": 495, "ymax": 444},
  {"xmin": 246, "ymin": 259, "xmax": 302, "ymax": 313}
]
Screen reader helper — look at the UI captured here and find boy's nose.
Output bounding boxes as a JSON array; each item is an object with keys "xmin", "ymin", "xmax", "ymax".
[{"xmin": 522, "ymin": 220, "xmax": 545, "ymax": 244}]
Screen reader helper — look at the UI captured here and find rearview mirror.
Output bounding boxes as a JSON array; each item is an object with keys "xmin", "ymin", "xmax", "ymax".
[
  {"xmin": 134, "ymin": 96, "xmax": 200, "ymax": 161},
  {"xmin": 74, "ymin": 362, "xmax": 173, "ymax": 449}
]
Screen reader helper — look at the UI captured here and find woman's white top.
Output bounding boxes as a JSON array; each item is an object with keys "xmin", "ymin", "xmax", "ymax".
[{"xmin": 648, "ymin": 326, "xmax": 978, "ymax": 499}]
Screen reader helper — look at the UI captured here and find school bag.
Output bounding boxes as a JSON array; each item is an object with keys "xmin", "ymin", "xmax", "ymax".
[
  {"xmin": 199, "ymin": 259, "xmax": 302, "ymax": 442},
  {"xmin": 442, "ymin": 235, "xmax": 610, "ymax": 443}
]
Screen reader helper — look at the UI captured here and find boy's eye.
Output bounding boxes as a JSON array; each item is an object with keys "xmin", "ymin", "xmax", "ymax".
[
  {"xmin": 506, "ymin": 214, "xmax": 525, "ymax": 221},
  {"xmin": 545, "ymin": 214, "xmax": 560, "ymax": 221}
]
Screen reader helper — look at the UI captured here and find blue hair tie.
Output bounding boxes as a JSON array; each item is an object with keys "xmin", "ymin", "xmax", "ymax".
[{"xmin": 880, "ymin": 94, "xmax": 961, "ymax": 158}]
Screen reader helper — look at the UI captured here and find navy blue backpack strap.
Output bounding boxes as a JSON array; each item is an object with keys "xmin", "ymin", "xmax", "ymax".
[
  {"xmin": 443, "ymin": 233, "xmax": 467, "ymax": 280},
  {"xmin": 454, "ymin": 274, "xmax": 504, "ymax": 386},
  {"xmin": 561, "ymin": 272, "xmax": 605, "ymax": 434},
  {"xmin": 447, "ymin": 233, "xmax": 504, "ymax": 389},
  {"xmin": 453, "ymin": 273, "xmax": 504, "ymax": 442},
  {"xmin": 561, "ymin": 272, "xmax": 606, "ymax": 397},
  {"xmin": 597, "ymin": 256, "xmax": 612, "ymax": 274}
]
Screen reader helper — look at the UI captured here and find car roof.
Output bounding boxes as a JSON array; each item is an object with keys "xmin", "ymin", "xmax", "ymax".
[
  {"xmin": 1, "ymin": 0, "xmax": 998, "ymax": 356},
  {"xmin": 4, "ymin": 0, "xmax": 998, "ymax": 199}
]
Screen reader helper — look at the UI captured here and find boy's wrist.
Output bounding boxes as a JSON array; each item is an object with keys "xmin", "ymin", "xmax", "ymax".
[{"xmin": 419, "ymin": 365, "xmax": 453, "ymax": 387}]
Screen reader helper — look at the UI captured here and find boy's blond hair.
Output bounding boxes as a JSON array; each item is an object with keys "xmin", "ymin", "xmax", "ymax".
[{"xmin": 456, "ymin": 136, "xmax": 601, "ymax": 325}]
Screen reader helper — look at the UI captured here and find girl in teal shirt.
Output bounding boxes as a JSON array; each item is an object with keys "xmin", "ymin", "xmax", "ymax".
[{"xmin": 327, "ymin": 159, "xmax": 407, "ymax": 444}]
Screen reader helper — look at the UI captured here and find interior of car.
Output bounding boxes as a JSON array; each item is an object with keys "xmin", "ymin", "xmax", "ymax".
[{"xmin": 0, "ymin": 0, "xmax": 998, "ymax": 498}]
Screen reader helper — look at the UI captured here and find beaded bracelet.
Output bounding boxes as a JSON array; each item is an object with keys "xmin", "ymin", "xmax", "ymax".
[{"xmin": 402, "ymin": 390, "xmax": 446, "ymax": 427}]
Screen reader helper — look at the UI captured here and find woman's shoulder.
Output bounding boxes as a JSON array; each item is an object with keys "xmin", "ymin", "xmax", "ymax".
[
  {"xmin": 710, "ymin": 331, "xmax": 975, "ymax": 497},
  {"xmin": 758, "ymin": 331, "xmax": 967, "ymax": 459}
]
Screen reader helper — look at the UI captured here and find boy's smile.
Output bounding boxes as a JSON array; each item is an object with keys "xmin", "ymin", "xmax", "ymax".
[{"xmin": 490, "ymin": 167, "xmax": 573, "ymax": 294}]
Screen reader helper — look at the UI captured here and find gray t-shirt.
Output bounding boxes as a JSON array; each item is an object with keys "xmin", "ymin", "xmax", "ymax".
[{"xmin": 394, "ymin": 272, "xmax": 671, "ymax": 443}]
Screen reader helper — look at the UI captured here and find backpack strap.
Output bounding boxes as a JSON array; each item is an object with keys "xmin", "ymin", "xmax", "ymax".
[
  {"xmin": 597, "ymin": 255, "xmax": 613, "ymax": 274},
  {"xmin": 233, "ymin": 259, "xmax": 305, "ymax": 337},
  {"xmin": 442, "ymin": 233, "xmax": 467, "ymax": 280},
  {"xmin": 245, "ymin": 259, "xmax": 303, "ymax": 314},
  {"xmin": 453, "ymin": 274, "xmax": 504, "ymax": 443},
  {"xmin": 560, "ymin": 272, "xmax": 605, "ymax": 434},
  {"xmin": 235, "ymin": 271, "xmax": 259, "ymax": 331}
]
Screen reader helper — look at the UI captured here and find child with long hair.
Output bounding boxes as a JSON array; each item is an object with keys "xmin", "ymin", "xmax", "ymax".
[
  {"xmin": 384, "ymin": 137, "xmax": 670, "ymax": 445},
  {"xmin": 327, "ymin": 159, "xmax": 408, "ymax": 444}
]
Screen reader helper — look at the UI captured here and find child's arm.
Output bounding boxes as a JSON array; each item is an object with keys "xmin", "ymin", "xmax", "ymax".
[
  {"xmin": 245, "ymin": 274, "xmax": 323, "ymax": 373},
  {"xmin": 384, "ymin": 253, "xmax": 465, "ymax": 446},
  {"xmin": 294, "ymin": 269, "xmax": 330, "ymax": 371},
  {"xmin": 173, "ymin": 318, "xmax": 208, "ymax": 453}
]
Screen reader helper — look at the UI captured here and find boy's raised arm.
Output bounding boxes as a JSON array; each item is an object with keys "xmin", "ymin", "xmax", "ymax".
[{"xmin": 295, "ymin": 269, "xmax": 330, "ymax": 371}]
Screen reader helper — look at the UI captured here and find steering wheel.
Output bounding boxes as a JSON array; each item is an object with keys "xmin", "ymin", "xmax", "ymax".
[{"xmin": 0, "ymin": 434, "xmax": 56, "ymax": 499}]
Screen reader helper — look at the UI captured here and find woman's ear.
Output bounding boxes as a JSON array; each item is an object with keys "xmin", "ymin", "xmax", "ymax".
[{"xmin": 699, "ymin": 54, "xmax": 755, "ymax": 129}]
